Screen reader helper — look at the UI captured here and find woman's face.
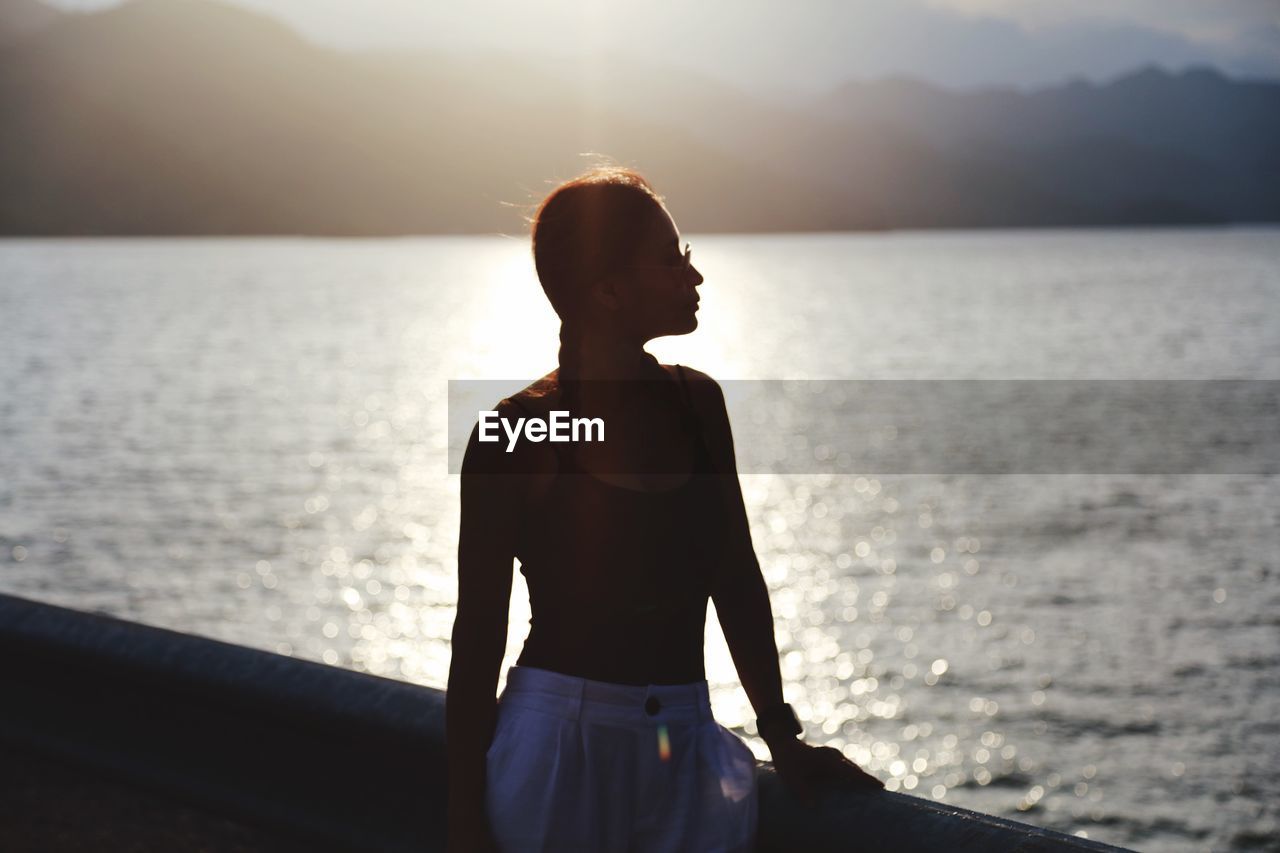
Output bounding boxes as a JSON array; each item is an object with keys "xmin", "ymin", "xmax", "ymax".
[{"xmin": 610, "ymin": 205, "xmax": 704, "ymax": 341}]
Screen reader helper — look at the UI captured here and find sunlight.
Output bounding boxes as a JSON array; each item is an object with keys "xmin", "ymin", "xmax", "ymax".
[{"xmin": 452, "ymin": 237, "xmax": 560, "ymax": 380}]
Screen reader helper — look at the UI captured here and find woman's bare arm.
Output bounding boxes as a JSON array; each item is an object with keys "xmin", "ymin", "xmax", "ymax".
[
  {"xmin": 446, "ymin": 401, "xmax": 531, "ymax": 838},
  {"xmin": 682, "ymin": 372, "xmax": 788, "ymax": 739},
  {"xmin": 687, "ymin": 369, "xmax": 882, "ymax": 795}
]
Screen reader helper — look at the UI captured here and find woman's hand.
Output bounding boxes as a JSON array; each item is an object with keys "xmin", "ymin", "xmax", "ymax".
[{"xmin": 769, "ymin": 737, "xmax": 884, "ymax": 805}]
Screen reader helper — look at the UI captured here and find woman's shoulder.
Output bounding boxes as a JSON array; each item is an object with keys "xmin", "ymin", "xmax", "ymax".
[
  {"xmin": 660, "ymin": 363, "xmax": 731, "ymax": 459},
  {"xmin": 461, "ymin": 370, "xmax": 562, "ymax": 476},
  {"xmin": 502, "ymin": 370, "xmax": 564, "ymax": 418},
  {"xmin": 660, "ymin": 363, "xmax": 725, "ymax": 404}
]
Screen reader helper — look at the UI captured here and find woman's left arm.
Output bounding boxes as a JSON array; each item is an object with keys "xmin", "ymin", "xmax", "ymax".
[{"xmin": 686, "ymin": 370, "xmax": 883, "ymax": 802}]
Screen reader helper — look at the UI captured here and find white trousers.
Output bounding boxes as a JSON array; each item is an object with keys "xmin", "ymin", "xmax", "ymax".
[{"xmin": 485, "ymin": 665, "xmax": 759, "ymax": 853}]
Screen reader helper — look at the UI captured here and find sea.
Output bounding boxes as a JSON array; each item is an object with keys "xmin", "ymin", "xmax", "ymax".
[{"xmin": 1, "ymin": 229, "xmax": 1277, "ymax": 851}]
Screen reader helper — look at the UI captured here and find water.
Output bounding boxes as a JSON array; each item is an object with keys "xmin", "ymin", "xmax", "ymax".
[{"xmin": 2, "ymin": 230, "xmax": 1278, "ymax": 851}]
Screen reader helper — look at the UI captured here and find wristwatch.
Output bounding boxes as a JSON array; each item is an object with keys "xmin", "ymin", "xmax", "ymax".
[{"xmin": 755, "ymin": 702, "xmax": 802, "ymax": 742}]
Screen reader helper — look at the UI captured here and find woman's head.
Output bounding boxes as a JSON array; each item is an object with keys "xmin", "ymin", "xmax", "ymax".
[{"xmin": 531, "ymin": 166, "xmax": 703, "ymax": 372}]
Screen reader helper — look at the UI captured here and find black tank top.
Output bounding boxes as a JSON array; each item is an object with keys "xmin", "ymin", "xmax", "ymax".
[{"xmin": 506, "ymin": 364, "xmax": 725, "ymax": 686}]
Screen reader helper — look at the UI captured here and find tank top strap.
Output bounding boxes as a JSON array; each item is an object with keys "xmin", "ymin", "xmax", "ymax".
[
  {"xmin": 673, "ymin": 364, "xmax": 696, "ymax": 411},
  {"xmin": 673, "ymin": 365, "xmax": 717, "ymax": 474}
]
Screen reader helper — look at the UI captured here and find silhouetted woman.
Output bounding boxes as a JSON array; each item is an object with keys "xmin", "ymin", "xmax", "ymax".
[{"xmin": 446, "ymin": 166, "xmax": 881, "ymax": 852}]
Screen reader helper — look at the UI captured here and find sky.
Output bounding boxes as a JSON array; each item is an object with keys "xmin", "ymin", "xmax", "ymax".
[{"xmin": 44, "ymin": 0, "xmax": 1280, "ymax": 92}]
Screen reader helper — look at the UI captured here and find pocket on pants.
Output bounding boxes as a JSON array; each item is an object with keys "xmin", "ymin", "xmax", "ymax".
[
  {"xmin": 484, "ymin": 705, "xmax": 585, "ymax": 851},
  {"xmin": 713, "ymin": 724, "xmax": 758, "ymax": 804},
  {"xmin": 485, "ymin": 708, "xmax": 513, "ymax": 761},
  {"xmin": 720, "ymin": 724, "xmax": 760, "ymax": 851},
  {"xmin": 673, "ymin": 723, "xmax": 757, "ymax": 852}
]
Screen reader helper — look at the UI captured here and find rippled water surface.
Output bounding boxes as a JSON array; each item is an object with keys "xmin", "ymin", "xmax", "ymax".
[{"xmin": 2, "ymin": 230, "xmax": 1278, "ymax": 851}]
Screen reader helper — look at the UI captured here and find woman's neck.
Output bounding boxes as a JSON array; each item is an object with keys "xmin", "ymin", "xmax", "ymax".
[{"xmin": 573, "ymin": 335, "xmax": 662, "ymax": 380}]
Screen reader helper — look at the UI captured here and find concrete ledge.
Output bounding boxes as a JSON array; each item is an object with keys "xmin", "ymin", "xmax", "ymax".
[
  {"xmin": 754, "ymin": 775, "xmax": 1121, "ymax": 852},
  {"xmin": 0, "ymin": 593, "xmax": 1128, "ymax": 851},
  {"xmin": 1, "ymin": 593, "xmax": 445, "ymax": 852}
]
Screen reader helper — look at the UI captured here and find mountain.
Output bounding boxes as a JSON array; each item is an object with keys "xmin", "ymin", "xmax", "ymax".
[
  {"xmin": 0, "ymin": 0, "xmax": 62, "ymax": 47},
  {"xmin": 0, "ymin": 0, "xmax": 1276, "ymax": 235},
  {"xmin": 814, "ymin": 66, "xmax": 1280, "ymax": 223}
]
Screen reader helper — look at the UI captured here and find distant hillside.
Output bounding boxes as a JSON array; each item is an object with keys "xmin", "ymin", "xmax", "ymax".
[
  {"xmin": 814, "ymin": 68, "xmax": 1280, "ymax": 224},
  {"xmin": 1, "ymin": 0, "xmax": 1276, "ymax": 235},
  {"xmin": 0, "ymin": 0, "xmax": 62, "ymax": 47}
]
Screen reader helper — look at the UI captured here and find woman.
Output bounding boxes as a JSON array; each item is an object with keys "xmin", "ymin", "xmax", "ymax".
[{"xmin": 447, "ymin": 165, "xmax": 881, "ymax": 853}]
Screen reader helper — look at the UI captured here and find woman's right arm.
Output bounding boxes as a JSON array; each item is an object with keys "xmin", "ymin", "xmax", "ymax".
[{"xmin": 446, "ymin": 403, "xmax": 529, "ymax": 851}]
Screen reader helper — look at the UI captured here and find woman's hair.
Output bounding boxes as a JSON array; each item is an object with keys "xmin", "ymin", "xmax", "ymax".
[{"xmin": 530, "ymin": 165, "xmax": 667, "ymax": 411}]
